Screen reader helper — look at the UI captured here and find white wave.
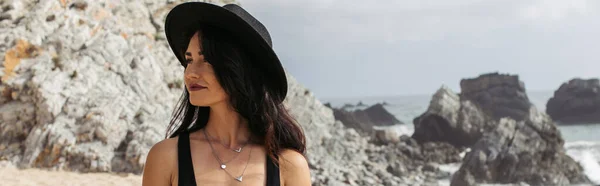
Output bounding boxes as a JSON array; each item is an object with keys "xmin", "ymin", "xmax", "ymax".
[
  {"xmin": 373, "ymin": 124, "xmax": 415, "ymax": 136},
  {"xmin": 565, "ymin": 141, "xmax": 600, "ymax": 184}
]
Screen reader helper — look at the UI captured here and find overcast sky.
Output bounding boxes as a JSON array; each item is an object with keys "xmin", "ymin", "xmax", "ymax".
[{"xmin": 237, "ymin": 0, "xmax": 600, "ymax": 99}]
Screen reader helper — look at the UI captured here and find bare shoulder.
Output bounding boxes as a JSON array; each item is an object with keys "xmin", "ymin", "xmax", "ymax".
[
  {"xmin": 279, "ymin": 149, "xmax": 311, "ymax": 186},
  {"xmin": 147, "ymin": 136, "xmax": 179, "ymax": 161},
  {"xmin": 142, "ymin": 137, "xmax": 179, "ymax": 186}
]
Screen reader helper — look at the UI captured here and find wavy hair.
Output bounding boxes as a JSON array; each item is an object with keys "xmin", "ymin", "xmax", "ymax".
[{"xmin": 165, "ymin": 24, "xmax": 306, "ymax": 163}]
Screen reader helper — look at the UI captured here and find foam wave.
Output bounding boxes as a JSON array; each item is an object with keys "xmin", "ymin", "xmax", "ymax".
[
  {"xmin": 565, "ymin": 141, "xmax": 600, "ymax": 184},
  {"xmin": 373, "ymin": 124, "xmax": 415, "ymax": 136}
]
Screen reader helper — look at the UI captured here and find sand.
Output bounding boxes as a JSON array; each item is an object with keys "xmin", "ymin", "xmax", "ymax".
[{"xmin": 0, "ymin": 162, "xmax": 142, "ymax": 186}]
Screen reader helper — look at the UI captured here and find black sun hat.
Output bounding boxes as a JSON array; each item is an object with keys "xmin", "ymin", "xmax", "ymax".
[{"xmin": 164, "ymin": 2, "xmax": 288, "ymax": 102}]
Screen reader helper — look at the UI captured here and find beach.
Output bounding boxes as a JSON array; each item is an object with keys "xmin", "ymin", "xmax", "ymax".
[{"xmin": 0, "ymin": 161, "xmax": 141, "ymax": 186}]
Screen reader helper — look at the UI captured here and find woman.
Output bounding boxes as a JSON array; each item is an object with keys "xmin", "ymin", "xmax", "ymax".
[{"xmin": 142, "ymin": 2, "xmax": 311, "ymax": 186}]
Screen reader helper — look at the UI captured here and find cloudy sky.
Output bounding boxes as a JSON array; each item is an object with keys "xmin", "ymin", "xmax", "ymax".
[{"xmin": 237, "ymin": 0, "xmax": 600, "ymax": 99}]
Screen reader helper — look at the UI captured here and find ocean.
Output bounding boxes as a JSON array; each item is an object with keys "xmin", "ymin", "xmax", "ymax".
[{"xmin": 323, "ymin": 90, "xmax": 600, "ymax": 185}]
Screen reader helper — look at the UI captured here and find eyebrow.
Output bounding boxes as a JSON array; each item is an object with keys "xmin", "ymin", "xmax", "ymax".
[{"xmin": 185, "ymin": 52, "xmax": 203, "ymax": 57}]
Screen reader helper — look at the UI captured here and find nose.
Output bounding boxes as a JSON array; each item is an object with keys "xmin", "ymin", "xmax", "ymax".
[{"xmin": 185, "ymin": 66, "xmax": 201, "ymax": 80}]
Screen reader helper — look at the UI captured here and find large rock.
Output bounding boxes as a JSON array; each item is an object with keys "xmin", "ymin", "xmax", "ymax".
[
  {"xmin": 412, "ymin": 86, "xmax": 495, "ymax": 148},
  {"xmin": 451, "ymin": 111, "xmax": 590, "ymax": 186},
  {"xmin": 332, "ymin": 103, "xmax": 402, "ymax": 134},
  {"xmin": 412, "ymin": 73, "xmax": 590, "ymax": 185},
  {"xmin": 460, "ymin": 72, "xmax": 532, "ymax": 121},
  {"xmin": 0, "ymin": 0, "xmax": 186, "ymax": 173},
  {"xmin": 413, "ymin": 73, "xmax": 537, "ymax": 148},
  {"xmin": 546, "ymin": 78, "xmax": 600, "ymax": 124}
]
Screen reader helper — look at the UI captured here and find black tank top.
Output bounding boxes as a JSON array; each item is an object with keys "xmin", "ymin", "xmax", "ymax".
[{"xmin": 177, "ymin": 131, "xmax": 281, "ymax": 186}]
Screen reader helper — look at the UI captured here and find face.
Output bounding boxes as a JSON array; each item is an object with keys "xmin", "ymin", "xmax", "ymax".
[{"xmin": 184, "ymin": 31, "xmax": 228, "ymax": 106}]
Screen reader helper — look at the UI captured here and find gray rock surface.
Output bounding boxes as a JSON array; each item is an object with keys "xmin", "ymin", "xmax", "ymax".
[
  {"xmin": 407, "ymin": 73, "xmax": 593, "ymax": 186},
  {"xmin": 546, "ymin": 78, "xmax": 600, "ymax": 124},
  {"xmin": 0, "ymin": 0, "xmax": 184, "ymax": 173},
  {"xmin": 412, "ymin": 86, "xmax": 494, "ymax": 148},
  {"xmin": 451, "ymin": 113, "xmax": 590, "ymax": 186},
  {"xmin": 412, "ymin": 73, "xmax": 590, "ymax": 185},
  {"xmin": 460, "ymin": 72, "xmax": 532, "ymax": 121}
]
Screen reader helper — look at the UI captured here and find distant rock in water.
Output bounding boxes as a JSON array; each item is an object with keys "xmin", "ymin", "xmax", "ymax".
[
  {"xmin": 546, "ymin": 78, "xmax": 600, "ymax": 125},
  {"xmin": 364, "ymin": 103, "xmax": 401, "ymax": 126},
  {"xmin": 460, "ymin": 72, "xmax": 532, "ymax": 121},
  {"xmin": 357, "ymin": 101, "xmax": 366, "ymax": 107},
  {"xmin": 340, "ymin": 103, "xmax": 355, "ymax": 110},
  {"xmin": 332, "ymin": 103, "xmax": 402, "ymax": 134},
  {"xmin": 410, "ymin": 73, "xmax": 590, "ymax": 185}
]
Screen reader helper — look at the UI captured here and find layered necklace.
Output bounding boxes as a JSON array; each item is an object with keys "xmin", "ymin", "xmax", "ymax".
[{"xmin": 203, "ymin": 130, "xmax": 252, "ymax": 182}]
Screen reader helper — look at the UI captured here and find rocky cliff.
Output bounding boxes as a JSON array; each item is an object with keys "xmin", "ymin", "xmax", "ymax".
[{"xmin": 0, "ymin": 0, "xmax": 188, "ymax": 173}]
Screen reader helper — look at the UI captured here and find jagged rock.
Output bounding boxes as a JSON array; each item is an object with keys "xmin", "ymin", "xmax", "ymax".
[
  {"xmin": 460, "ymin": 72, "xmax": 532, "ymax": 121},
  {"xmin": 412, "ymin": 86, "xmax": 494, "ymax": 148},
  {"xmin": 413, "ymin": 73, "xmax": 537, "ymax": 148},
  {"xmin": 0, "ymin": 0, "xmax": 184, "ymax": 173},
  {"xmin": 332, "ymin": 103, "xmax": 402, "ymax": 134},
  {"xmin": 420, "ymin": 142, "xmax": 462, "ymax": 164},
  {"xmin": 546, "ymin": 78, "xmax": 600, "ymax": 124},
  {"xmin": 451, "ymin": 114, "xmax": 590, "ymax": 186},
  {"xmin": 411, "ymin": 73, "xmax": 590, "ymax": 185}
]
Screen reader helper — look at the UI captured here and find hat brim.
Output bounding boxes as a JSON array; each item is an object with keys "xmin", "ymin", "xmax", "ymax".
[{"xmin": 165, "ymin": 2, "xmax": 287, "ymax": 101}]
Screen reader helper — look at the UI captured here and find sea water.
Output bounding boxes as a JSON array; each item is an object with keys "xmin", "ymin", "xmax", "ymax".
[{"xmin": 323, "ymin": 90, "xmax": 600, "ymax": 184}]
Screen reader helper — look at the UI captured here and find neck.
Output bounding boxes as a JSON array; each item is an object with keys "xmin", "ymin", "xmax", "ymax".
[{"xmin": 204, "ymin": 101, "xmax": 250, "ymax": 147}]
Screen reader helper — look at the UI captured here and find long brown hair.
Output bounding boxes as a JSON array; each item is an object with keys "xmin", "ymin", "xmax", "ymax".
[{"xmin": 165, "ymin": 24, "xmax": 306, "ymax": 164}]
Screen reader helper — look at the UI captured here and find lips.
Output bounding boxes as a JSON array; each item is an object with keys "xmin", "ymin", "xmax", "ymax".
[{"xmin": 189, "ymin": 83, "xmax": 206, "ymax": 91}]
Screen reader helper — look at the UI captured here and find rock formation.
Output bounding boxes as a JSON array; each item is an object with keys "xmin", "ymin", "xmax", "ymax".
[
  {"xmin": 410, "ymin": 73, "xmax": 590, "ymax": 185},
  {"xmin": 451, "ymin": 114, "xmax": 590, "ymax": 186},
  {"xmin": 332, "ymin": 103, "xmax": 402, "ymax": 134},
  {"xmin": 546, "ymin": 78, "xmax": 600, "ymax": 124},
  {"xmin": 0, "ymin": 0, "xmax": 185, "ymax": 173},
  {"xmin": 459, "ymin": 72, "xmax": 532, "ymax": 121},
  {"xmin": 412, "ymin": 86, "xmax": 495, "ymax": 148}
]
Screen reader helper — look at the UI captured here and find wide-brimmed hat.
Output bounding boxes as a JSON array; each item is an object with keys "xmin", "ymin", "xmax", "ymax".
[{"xmin": 164, "ymin": 2, "xmax": 287, "ymax": 102}]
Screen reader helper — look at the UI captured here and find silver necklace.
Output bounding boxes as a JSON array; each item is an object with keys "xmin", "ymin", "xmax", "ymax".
[
  {"xmin": 204, "ymin": 129, "xmax": 250, "ymax": 153},
  {"xmin": 203, "ymin": 130, "xmax": 253, "ymax": 182}
]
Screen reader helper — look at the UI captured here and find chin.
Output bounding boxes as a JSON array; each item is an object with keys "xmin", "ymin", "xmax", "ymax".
[
  {"xmin": 189, "ymin": 100, "xmax": 212, "ymax": 107},
  {"xmin": 188, "ymin": 93, "xmax": 228, "ymax": 107}
]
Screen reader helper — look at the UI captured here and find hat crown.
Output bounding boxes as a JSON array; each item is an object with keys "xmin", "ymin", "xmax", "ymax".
[{"xmin": 223, "ymin": 4, "xmax": 273, "ymax": 47}]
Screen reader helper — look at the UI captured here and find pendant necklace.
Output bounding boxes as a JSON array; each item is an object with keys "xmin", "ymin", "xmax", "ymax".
[{"xmin": 203, "ymin": 130, "xmax": 252, "ymax": 182}]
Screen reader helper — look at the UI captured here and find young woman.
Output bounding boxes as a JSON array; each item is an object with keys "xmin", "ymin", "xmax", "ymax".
[{"xmin": 142, "ymin": 2, "xmax": 311, "ymax": 186}]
